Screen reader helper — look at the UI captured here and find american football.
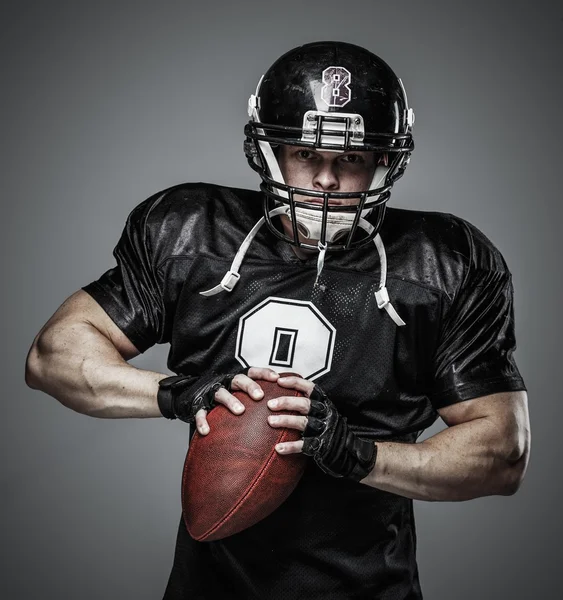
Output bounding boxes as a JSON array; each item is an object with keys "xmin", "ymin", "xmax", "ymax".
[{"xmin": 181, "ymin": 376, "xmax": 308, "ymax": 542}]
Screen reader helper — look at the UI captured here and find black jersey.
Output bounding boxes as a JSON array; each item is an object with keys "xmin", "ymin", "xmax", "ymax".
[{"xmin": 83, "ymin": 183, "xmax": 525, "ymax": 600}]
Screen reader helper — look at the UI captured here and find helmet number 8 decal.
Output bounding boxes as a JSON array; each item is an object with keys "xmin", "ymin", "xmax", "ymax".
[{"xmin": 321, "ymin": 66, "xmax": 352, "ymax": 108}]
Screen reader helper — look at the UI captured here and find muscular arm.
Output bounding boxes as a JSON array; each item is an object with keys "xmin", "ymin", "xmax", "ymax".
[
  {"xmin": 364, "ymin": 391, "xmax": 531, "ymax": 501},
  {"xmin": 270, "ymin": 377, "xmax": 531, "ymax": 501},
  {"xmin": 25, "ymin": 290, "xmax": 166, "ymax": 418}
]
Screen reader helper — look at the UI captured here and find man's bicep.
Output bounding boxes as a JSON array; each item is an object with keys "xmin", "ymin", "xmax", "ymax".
[{"xmin": 40, "ymin": 289, "xmax": 141, "ymax": 360}]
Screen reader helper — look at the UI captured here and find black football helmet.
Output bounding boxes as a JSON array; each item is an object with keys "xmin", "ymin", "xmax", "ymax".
[{"xmin": 244, "ymin": 41, "xmax": 415, "ymax": 251}]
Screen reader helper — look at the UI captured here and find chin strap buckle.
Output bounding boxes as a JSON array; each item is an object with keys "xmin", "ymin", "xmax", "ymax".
[
  {"xmin": 375, "ymin": 286, "xmax": 390, "ymax": 309},
  {"xmin": 220, "ymin": 270, "xmax": 240, "ymax": 292},
  {"xmin": 199, "ymin": 270, "xmax": 241, "ymax": 297},
  {"xmin": 375, "ymin": 286, "xmax": 406, "ymax": 327},
  {"xmin": 248, "ymin": 93, "xmax": 260, "ymax": 117}
]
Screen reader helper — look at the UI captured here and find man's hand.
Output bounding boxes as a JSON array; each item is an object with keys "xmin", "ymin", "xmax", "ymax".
[
  {"xmin": 158, "ymin": 367, "xmax": 279, "ymax": 435},
  {"xmin": 267, "ymin": 375, "xmax": 377, "ymax": 482}
]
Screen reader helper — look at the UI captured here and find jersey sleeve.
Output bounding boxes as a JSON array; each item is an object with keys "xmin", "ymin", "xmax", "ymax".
[
  {"xmin": 81, "ymin": 194, "xmax": 168, "ymax": 353},
  {"xmin": 429, "ymin": 223, "xmax": 527, "ymax": 409}
]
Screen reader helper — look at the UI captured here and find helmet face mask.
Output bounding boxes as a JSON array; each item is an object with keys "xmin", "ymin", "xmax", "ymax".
[{"xmin": 244, "ymin": 41, "xmax": 414, "ymax": 252}]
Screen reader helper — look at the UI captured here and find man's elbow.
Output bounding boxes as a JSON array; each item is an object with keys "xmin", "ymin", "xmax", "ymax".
[
  {"xmin": 25, "ymin": 327, "xmax": 59, "ymax": 391},
  {"xmin": 25, "ymin": 336, "xmax": 45, "ymax": 390},
  {"xmin": 499, "ymin": 409, "xmax": 531, "ymax": 496},
  {"xmin": 500, "ymin": 447, "xmax": 530, "ymax": 496}
]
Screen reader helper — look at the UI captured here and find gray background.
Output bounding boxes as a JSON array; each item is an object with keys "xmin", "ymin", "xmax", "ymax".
[{"xmin": 3, "ymin": 0, "xmax": 562, "ymax": 598}]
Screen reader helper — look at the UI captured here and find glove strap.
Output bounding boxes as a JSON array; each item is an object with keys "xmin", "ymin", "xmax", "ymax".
[
  {"xmin": 157, "ymin": 368, "xmax": 250, "ymax": 423},
  {"xmin": 303, "ymin": 385, "xmax": 377, "ymax": 482},
  {"xmin": 157, "ymin": 375, "xmax": 198, "ymax": 420}
]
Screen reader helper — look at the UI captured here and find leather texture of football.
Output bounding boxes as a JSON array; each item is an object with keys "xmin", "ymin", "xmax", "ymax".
[{"xmin": 182, "ymin": 376, "xmax": 308, "ymax": 542}]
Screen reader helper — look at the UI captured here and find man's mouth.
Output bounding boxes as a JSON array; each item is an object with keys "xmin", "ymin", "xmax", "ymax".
[{"xmin": 295, "ymin": 198, "xmax": 346, "ymax": 207}]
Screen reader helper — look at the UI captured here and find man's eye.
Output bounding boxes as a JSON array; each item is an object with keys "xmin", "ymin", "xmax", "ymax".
[
  {"xmin": 297, "ymin": 150, "xmax": 314, "ymax": 159},
  {"xmin": 341, "ymin": 154, "xmax": 364, "ymax": 164}
]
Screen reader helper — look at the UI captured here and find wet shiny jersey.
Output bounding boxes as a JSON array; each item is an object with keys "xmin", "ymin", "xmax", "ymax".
[{"xmin": 83, "ymin": 183, "xmax": 525, "ymax": 600}]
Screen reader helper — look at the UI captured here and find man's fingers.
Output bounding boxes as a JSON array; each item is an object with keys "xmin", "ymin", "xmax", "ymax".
[
  {"xmin": 214, "ymin": 387, "xmax": 246, "ymax": 415},
  {"xmin": 233, "ymin": 367, "xmax": 280, "ymax": 400},
  {"xmin": 246, "ymin": 367, "xmax": 280, "ymax": 382},
  {"xmin": 267, "ymin": 395, "xmax": 311, "ymax": 414},
  {"xmin": 276, "ymin": 375, "xmax": 315, "ymax": 396},
  {"xmin": 275, "ymin": 440, "xmax": 304, "ymax": 454},
  {"xmin": 231, "ymin": 370, "xmax": 278, "ymax": 401},
  {"xmin": 268, "ymin": 414, "xmax": 308, "ymax": 431},
  {"xmin": 194, "ymin": 408, "xmax": 210, "ymax": 435}
]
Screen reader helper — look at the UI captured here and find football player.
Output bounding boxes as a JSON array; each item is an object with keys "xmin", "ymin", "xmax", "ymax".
[{"xmin": 25, "ymin": 41, "xmax": 530, "ymax": 599}]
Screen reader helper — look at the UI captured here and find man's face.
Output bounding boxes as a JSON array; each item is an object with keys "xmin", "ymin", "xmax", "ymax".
[
  {"xmin": 277, "ymin": 145, "xmax": 385, "ymax": 250},
  {"xmin": 278, "ymin": 145, "xmax": 379, "ymax": 200}
]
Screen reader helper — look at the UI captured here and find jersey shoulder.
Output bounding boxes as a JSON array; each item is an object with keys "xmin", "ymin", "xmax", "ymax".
[
  {"xmin": 124, "ymin": 182, "xmax": 263, "ymax": 266},
  {"xmin": 383, "ymin": 207, "xmax": 512, "ymax": 296}
]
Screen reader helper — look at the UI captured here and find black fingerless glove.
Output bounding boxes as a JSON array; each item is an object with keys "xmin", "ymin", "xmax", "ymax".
[
  {"xmin": 302, "ymin": 385, "xmax": 377, "ymax": 482},
  {"xmin": 157, "ymin": 369, "xmax": 248, "ymax": 424}
]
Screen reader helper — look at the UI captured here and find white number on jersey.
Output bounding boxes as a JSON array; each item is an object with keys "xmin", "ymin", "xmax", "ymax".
[{"xmin": 235, "ymin": 297, "xmax": 336, "ymax": 380}]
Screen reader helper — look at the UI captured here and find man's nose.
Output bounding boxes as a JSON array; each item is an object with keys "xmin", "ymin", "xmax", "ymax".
[{"xmin": 312, "ymin": 163, "xmax": 339, "ymax": 190}]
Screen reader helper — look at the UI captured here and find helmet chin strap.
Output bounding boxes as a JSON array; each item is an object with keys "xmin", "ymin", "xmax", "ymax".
[
  {"xmin": 199, "ymin": 207, "xmax": 406, "ymax": 327},
  {"xmin": 314, "ymin": 241, "xmax": 328, "ymax": 287}
]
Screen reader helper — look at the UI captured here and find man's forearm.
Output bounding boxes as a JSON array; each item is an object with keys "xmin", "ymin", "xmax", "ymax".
[
  {"xmin": 362, "ymin": 418, "xmax": 527, "ymax": 501},
  {"xmin": 26, "ymin": 321, "xmax": 166, "ymax": 418}
]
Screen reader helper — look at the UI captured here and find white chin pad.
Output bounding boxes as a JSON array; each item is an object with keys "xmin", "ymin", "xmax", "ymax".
[{"xmin": 284, "ymin": 205, "xmax": 371, "ymax": 242}]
